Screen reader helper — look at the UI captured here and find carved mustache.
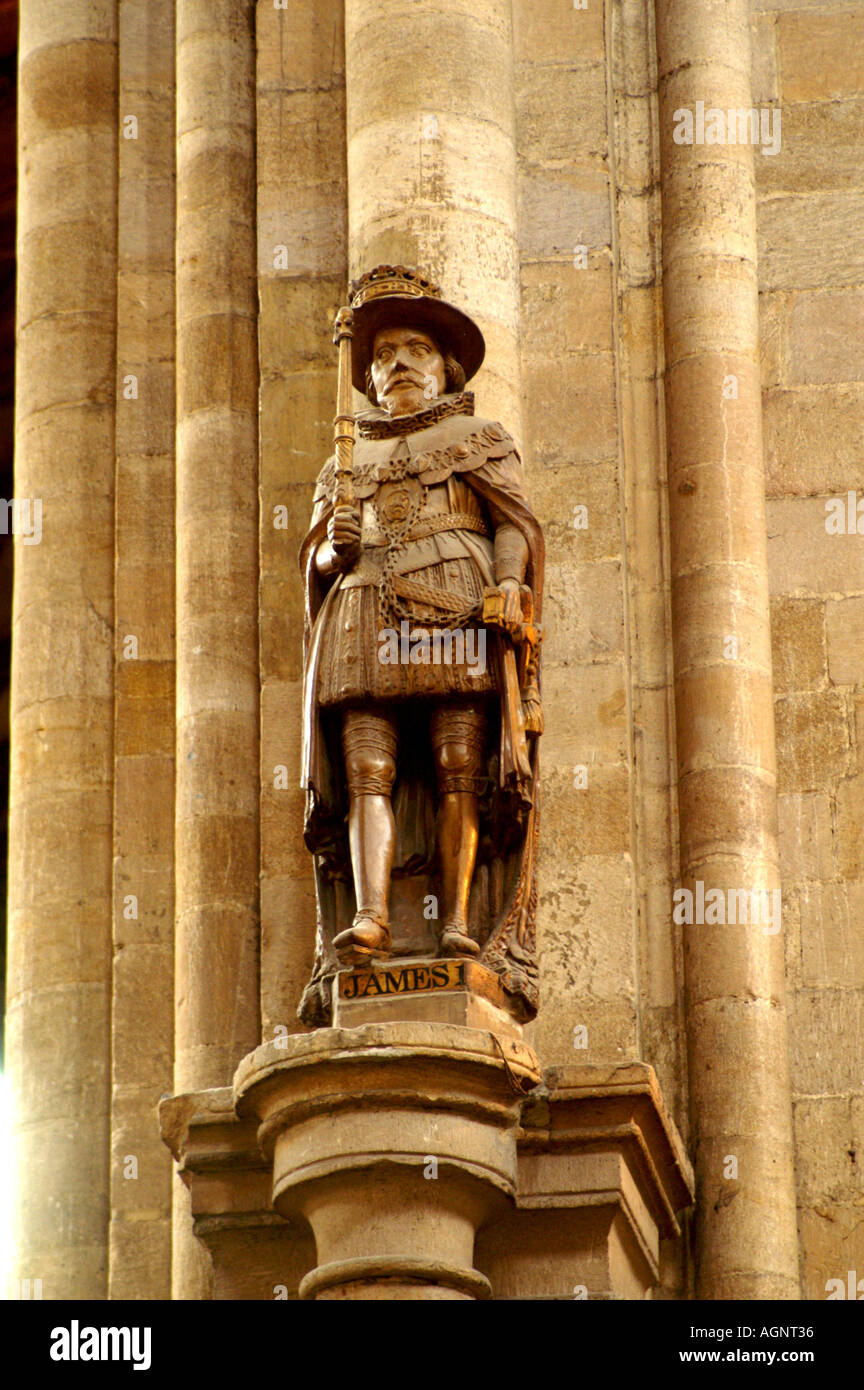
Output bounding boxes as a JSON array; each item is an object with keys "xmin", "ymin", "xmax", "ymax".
[{"xmin": 382, "ymin": 365, "xmax": 425, "ymax": 393}]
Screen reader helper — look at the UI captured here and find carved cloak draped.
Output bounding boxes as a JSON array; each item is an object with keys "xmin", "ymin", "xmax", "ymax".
[{"xmin": 296, "ymin": 397, "xmax": 544, "ymax": 1026}]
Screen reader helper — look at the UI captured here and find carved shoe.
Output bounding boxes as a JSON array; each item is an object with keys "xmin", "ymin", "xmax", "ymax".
[
  {"xmin": 333, "ymin": 914, "xmax": 391, "ymax": 965},
  {"xmin": 439, "ymin": 921, "xmax": 480, "ymax": 959}
]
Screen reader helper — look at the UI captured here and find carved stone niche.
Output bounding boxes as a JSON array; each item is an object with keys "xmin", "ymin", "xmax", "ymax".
[
  {"xmin": 476, "ymin": 1062, "xmax": 694, "ymax": 1300},
  {"xmin": 160, "ymin": 1057, "xmax": 692, "ymax": 1301}
]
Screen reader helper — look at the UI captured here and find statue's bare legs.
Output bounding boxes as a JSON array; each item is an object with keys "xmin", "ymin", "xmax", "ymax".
[{"xmin": 333, "ymin": 700, "xmax": 487, "ymax": 965}]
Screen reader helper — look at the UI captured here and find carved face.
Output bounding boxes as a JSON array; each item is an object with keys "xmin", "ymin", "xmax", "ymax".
[{"xmin": 369, "ymin": 325, "xmax": 447, "ymax": 416}]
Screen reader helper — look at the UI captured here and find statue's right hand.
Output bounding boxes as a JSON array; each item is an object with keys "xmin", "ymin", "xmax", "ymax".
[{"xmin": 328, "ymin": 505, "xmax": 362, "ymax": 564}]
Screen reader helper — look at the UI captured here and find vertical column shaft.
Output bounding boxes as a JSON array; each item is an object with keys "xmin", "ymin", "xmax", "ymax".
[
  {"xmin": 654, "ymin": 0, "xmax": 799, "ymax": 1298},
  {"xmin": 344, "ymin": 0, "xmax": 522, "ymax": 434},
  {"xmin": 8, "ymin": 0, "xmax": 118, "ymax": 1299},
  {"xmin": 255, "ymin": 0, "xmax": 348, "ymax": 1042},
  {"xmin": 109, "ymin": 0, "xmax": 176, "ymax": 1300},
  {"xmin": 174, "ymin": 0, "xmax": 260, "ymax": 1295}
]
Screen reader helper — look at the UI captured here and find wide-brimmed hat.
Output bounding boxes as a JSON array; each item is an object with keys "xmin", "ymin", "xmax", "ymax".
[{"xmin": 347, "ymin": 264, "xmax": 486, "ymax": 394}]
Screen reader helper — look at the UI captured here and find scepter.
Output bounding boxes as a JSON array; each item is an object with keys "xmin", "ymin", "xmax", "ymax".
[{"xmin": 332, "ymin": 306, "xmax": 355, "ymax": 509}]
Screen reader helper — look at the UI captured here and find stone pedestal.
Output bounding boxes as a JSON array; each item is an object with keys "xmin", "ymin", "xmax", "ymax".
[
  {"xmin": 234, "ymin": 1023, "xmax": 541, "ymax": 1300},
  {"xmin": 333, "ymin": 958, "xmax": 524, "ymax": 1040},
  {"xmin": 161, "ymin": 1042, "xmax": 692, "ymax": 1300},
  {"xmin": 161, "ymin": 1000, "xmax": 691, "ymax": 1301}
]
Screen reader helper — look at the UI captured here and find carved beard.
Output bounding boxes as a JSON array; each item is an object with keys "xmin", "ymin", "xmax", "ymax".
[{"xmin": 381, "ymin": 380, "xmax": 431, "ymax": 416}]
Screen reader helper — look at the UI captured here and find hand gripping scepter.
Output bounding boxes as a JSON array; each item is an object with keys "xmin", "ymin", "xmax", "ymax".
[{"xmin": 332, "ymin": 306, "xmax": 355, "ymax": 509}]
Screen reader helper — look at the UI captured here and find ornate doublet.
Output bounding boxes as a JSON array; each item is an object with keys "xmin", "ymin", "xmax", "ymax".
[{"xmin": 311, "ymin": 394, "xmax": 518, "ymax": 705}]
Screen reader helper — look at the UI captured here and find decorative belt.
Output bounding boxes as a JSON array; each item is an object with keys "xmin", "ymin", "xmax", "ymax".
[
  {"xmin": 390, "ymin": 573, "xmax": 481, "ymax": 616},
  {"xmin": 362, "ymin": 512, "xmax": 490, "ymax": 548}
]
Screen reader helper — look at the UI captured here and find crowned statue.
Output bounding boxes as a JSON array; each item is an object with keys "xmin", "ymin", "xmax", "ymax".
[{"xmin": 297, "ymin": 266, "xmax": 544, "ymax": 1027}]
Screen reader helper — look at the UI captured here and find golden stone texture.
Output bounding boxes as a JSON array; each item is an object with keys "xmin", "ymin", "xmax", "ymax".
[
  {"xmin": 9, "ymin": 0, "xmax": 118, "ymax": 1302},
  {"xmin": 5, "ymin": 0, "xmax": 864, "ymax": 1303},
  {"xmin": 656, "ymin": 0, "xmax": 799, "ymax": 1298}
]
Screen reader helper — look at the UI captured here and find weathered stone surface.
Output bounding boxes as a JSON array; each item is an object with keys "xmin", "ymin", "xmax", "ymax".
[
  {"xmin": 789, "ymin": 988, "xmax": 864, "ymax": 1094},
  {"xmin": 768, "ymin": 499, "xmax": 864, "ymax": 596},
  {"xmin": 771, "ymin": 598, "xmax": 825, "ymax": 693},
  {"xmin": 798, "ymin": 1205, "xmax": 864, "ymax": 1302},
  {"xmin": 798, "ymin": 882, "xmax": 864, "ymax": 990},
  {"xmin": 766, "ymin": 100, "xmax": 864, "ymax": 199},
  {"xmin": 759, "ymin": 194, "xmax": 864, "ymax": 291},
  {"xmin": 513, "ymin": 0, "xmax": 605, "ymax": 64},
  {"xmin": 793, "ymin": 1097, "xmax": 858, "ymax": 1203},
  {"xmin": 835, "ymin": 772, "xmax": 864, "ymax": 880},
  {"xmin": 826, "ymin": 596, "xmax": 864, "ymax": 687},
  {"xmin": 519, "ymin": 168, "xmax": 611, "ymax": 261},
  {"xmin": 778, "ymin": 792, "xmax": 834, "ymax": 883},
  {"xmin": 749, "ymin": 13, "xmax": 779, "ymax": 104},
  {"xmin": 764, "ymin": 386, "xmax": 864, "ymax": 496},
  {"xmin": 517, "ymin": 63, "xmax": 607, "ymax": 166},
  {"xmin": 778, "ymin": 12, "xmax": 864, "ymax": 102},
  {"xmin": 541, "ymin": 663, "xmax": 629, "ymax": 766},
  {"xmin": 524, "ymin": 352, "xmax": 618, "ymax": 467},
  {"xmin": 787, "ymin": 288, "xmax": 864, "ymax": 386},
  {"xmin": 759, "ymin": 289, "xmax": 786, "ymax": 388},
  {"xmin": 775, "ymin": 691, "xmax": 851, "ymax": 792},
  {"xmin": 520, "ymin": 259, "xmax": 614, "ymax": 355},
  {"xmin": 656, "ymin": 0, "xmax": 805, "ymax": 1302},
  {"xmin": 9, "ymin": 0, "xmax": 864, "ymax": 1310},
  {"xmin": 256, "ymin": 0, "xmax": 347, "ymax": 1076},
  {"xmin": 544, "ymin": 560, "xmax": 625, "ymax": 662}
]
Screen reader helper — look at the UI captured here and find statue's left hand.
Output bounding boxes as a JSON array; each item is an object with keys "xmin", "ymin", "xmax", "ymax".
[{"xmin": 498, "ymin": 577, "xmax": 526, "ymax": 637}]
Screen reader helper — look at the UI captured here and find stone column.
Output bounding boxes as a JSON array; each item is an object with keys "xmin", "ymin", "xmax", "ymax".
[
  {"xmin": 654, "ymin": 0, "xmax": 799, "ymax": 1298},
  {"xmin": 8, "ymin": 0, "xmax": 117, "ymax": 1300},
  {"xmin": 174, "ymin": 0, "xmax": 260, "ymax": 1297},
  {"xmin": 235, "ymin": 1025, "xmax": 540, "ymax": 1301},
  {"xmin": 344, "ymin": 0, "xmax": 521, "ymax": 434},
  {"xmin": 255, "ymin": 0, "xmax": 348, "ymax": 1042},
  {"xmin": 109, "ymin": 0, "xmax": 176, "ymax": 1301}
]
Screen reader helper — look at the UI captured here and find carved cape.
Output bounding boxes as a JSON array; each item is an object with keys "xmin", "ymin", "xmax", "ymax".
[{"xmin": 297, "ymin": 394, "xmax": 544, "ymax": 1026}]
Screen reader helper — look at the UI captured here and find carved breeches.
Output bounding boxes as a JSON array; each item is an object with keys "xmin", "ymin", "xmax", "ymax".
[
  {"xmin": 430, "ymin": 701, "xmax": 487, "ymax": 795},
  {"xmin": 317, "ymin": 563, "xmax": 497, "ymax": 707},
  {"xmin": 341, "ymin": 709, "xmax": 398, "ymax": 797},
  {"xmin": 341, "ymin": 700, "xmax": 488, "ymax": 799}
]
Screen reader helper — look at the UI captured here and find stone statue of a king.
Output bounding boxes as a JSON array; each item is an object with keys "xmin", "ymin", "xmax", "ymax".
[{"xmin": 297, "ymin": 266, "xmax": 544, "ymax": 1028}]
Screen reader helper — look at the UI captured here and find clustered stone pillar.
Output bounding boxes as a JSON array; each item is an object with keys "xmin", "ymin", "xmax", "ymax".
[
  {"xmin": 654, "ymin": 0, "xmax": 799, "ymax": 1297},
  {"xmin": 173, "ymin": 0, "xmax": 260, "ymax": 1298},
  {"xmin": 8, "ymin": 0, "xmax": 118, "ymax": 1300},
  {"xmin": 344, "ymin": 0, "xmax": 521, "ymax": 434}
]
